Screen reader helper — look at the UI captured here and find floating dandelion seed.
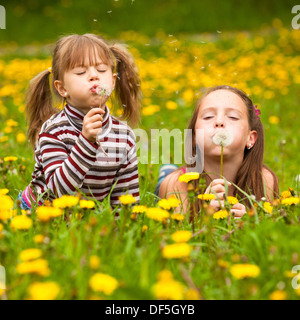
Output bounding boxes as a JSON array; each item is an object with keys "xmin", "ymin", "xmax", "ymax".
[
  {"xmin": 212, "ymin": 130, "xmax": 233, "ymax": 147},
  {"xmin": 217, "ymin": 30, "xmax": 222, "ymax": 34}
]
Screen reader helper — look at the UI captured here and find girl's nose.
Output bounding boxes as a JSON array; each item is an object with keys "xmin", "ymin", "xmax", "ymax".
[
  {"xmin": 89, "ymin": 67, "xmax": 99, "ymax": 81},
  {"xmin": 214, "ymin": 119, "xmax": 225, "ymax": 128}
]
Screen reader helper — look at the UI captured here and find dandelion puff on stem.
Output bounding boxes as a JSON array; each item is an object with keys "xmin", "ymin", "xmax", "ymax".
[{"xmin": 212, "ymin": 130, "xmax": 233, "ymax": 177}]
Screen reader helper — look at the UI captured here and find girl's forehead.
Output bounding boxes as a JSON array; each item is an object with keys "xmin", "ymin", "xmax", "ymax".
[
  {"xmin": 74, "ymin": 51, "xmax": 109, "ymax": 67},
  {"xmin": 199, "ymin": 90, "xmax": 247, "ymax": 113},
  {"xmin": 67, "ymin": 45, "xmax": 112, "ymax": 69}
]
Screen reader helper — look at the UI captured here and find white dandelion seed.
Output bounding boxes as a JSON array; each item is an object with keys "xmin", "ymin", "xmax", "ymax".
[
  {"xmin": 95, "ymin": 85, "xmax": 112, "ymax": 97},
  {"xmin": 212, "ymin": 130, "xmax": 234, "ymax": 147}
]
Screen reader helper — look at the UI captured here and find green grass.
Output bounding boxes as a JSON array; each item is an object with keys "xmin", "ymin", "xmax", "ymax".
[{"xmin": 0, "ymin": 8, "xmax": 300, "ymax": 299}]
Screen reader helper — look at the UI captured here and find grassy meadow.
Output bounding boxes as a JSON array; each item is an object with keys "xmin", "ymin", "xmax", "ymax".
[{"xmin": 0, "ymin": 1, "xmax": 300, "ymax": 300}]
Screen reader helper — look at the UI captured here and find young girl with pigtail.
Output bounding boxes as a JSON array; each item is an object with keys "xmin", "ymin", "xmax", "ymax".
[{"xmin": 20, "ymin": 33, "xmax": 141, "ymax": 209}]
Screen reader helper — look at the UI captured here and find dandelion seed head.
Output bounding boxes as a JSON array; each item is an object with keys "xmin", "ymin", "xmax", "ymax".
[
  {"xmin": 95, "ymin": 85, "xmax": 112, "ymax": 97},
  {"xmin": 212, "ymin": 129, "xmax": 233, "ymax": 147}
]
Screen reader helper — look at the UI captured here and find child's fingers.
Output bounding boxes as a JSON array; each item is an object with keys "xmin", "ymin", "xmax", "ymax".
[
  {"xmin": 210, "ymin": 184, "xmax": 226, "ymax": 194},
  {"xmin": 85, "ymin": 108, "xmax": 105, "ymax": 118},
  {"xmin": 231, "ymin": 209, "xmax": 245, "ymax": 218},
  {"xmin": 210, "ymin": 179, "xmax": 232, "ymax": 187},
  {"xmin": 88, "ymin": 121, "xmax": 103, "ymax": 130},
  {"xmin": 89, "ymin": 113, "xmax": 104, "ymax": 123},
  {"xmin": 231, "ymin": 203, "xmax": 244, "ymax": 210}
]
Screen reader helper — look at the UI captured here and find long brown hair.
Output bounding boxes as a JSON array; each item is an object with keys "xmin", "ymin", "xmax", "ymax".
[
  {"xmin": 187, "ymin": 85, "xmax": 279, "ymax": 205},
  {"xmin": 26, "ymin": 33, "xmax": 142, "ymax": 146}
]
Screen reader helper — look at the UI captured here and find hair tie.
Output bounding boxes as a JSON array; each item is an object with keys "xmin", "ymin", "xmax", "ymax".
[
  {"xmin": 48, "ymin": 67, "xmax": 52, "ymax": 73},
  {"xmin": 253, "ymin": 105, "xmax": 261, "ymax": 120}
]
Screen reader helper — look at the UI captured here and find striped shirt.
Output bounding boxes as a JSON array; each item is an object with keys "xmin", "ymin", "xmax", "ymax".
[{"xmin": 23, "ymin": 104, "xmax": 139, "ymax": 207}]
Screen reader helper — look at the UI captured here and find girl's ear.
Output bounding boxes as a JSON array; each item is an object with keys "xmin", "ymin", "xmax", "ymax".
[
  {"xmin": 247, "ymin": 130, "xmax": 257, "ymax": 147},
  {"xmin": 54, "ymin": 80, "xmax": 67, "ymax": 98},
  {"xmin": 112, "ymin": 73, "xmax": 117, "ymax": 90}
]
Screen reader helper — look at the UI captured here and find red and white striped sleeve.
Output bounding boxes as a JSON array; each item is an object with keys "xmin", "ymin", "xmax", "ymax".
[{"xmin": 39, "ymin": 132, "xmax": 98, "ymax": 198}]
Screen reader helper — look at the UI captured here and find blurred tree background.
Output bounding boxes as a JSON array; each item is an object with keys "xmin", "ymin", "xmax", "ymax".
[{"xmin": 0, "ymin": 0, "xmax": 298, "ymax": 45}]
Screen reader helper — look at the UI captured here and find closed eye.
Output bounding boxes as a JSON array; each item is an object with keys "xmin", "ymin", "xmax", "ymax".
[{"xmin": 229, "ymin": 117, "xmax": 239, "ymax": 120}]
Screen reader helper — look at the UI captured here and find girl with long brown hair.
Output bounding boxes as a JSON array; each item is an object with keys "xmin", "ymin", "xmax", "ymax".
[
  {"xmin": 20, "ymin": 33, "xmax": 141, "ymax": 209},
  {"xmin": 158, "ymin": 85, "xmax": 279, "ymax": 217}
]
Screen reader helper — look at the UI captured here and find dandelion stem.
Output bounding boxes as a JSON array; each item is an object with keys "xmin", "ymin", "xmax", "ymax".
[{"xmin": 220, "ymin": 145, "xmax": 224, "ymax": 177}]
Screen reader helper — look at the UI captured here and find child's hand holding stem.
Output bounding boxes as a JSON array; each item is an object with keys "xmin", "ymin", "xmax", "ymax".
[{"xmin": 82, "ymin": 107, "xmax": 105, "ymax": 143}]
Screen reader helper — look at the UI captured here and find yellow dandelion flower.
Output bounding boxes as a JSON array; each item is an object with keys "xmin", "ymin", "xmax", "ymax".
[
  {"xmin": 269, "ymin": 115, "xmax": 280, "ymax": 125},
  {"xmin": 263, "ymin": 202, "xmax": 273, "ymax": 214},
  {"xmin": 280, "ymin": 190, "xmax": 291, "ymax": 199},
  {"xmin": 141, "ymin": 225, "xmax": 148, "ymax": 233},
  {"xmin": 166, "ymin": 196, "xmax": 181, "ymax": 208},
  {"xmin": 152, "ymin": 278, "xmax": 185, "ymax": 300},
  {"xmin": 185, "ymin": 288, "xmax": 201, "ymax": 300},
  {"xmin": 79, "ymin": 199, "xmax": 95, "ymax": 209},
  {"xmin": 281, "ymin": 197, "xmax": 300, "ymax": 206},
  {"xmin": 4, "ymin": 156, "xmax": 18, "ymax": 162},
  {"xmin": 53, "ymin": 195, "xmax": 79, "ymax": 208},
  {"xmin": 36, "ymin": 206, "xmax": 63, "ymax": 222},
  {"xmin": 227, "ymin": 196, "xmax": 239, "ymax": 205},
  {"xmin": 142, "ymin": 104, "xmax": 160, "ymax": 116},
  {"xmin": 10, "ymin": 215, "xmax": 32, "ymax": 230},
  {"xmin": 0, "ymin": 189, "xmax": 9, "ymax": 195},
  {"xmin": 33, "ymin": 234, "xmax": 45, "ymax": 244},
  {"xmin": 171, "ymin": 213, "xmax": 185, "ymax": 221},
  {"xmin": 230, "ymin": 264, "xmax": 260, "ymax": 279},
  {"xmin": 0, "ymin": 194, "xmax": 14, "ymax": 221},
  {"xmin": 89, "ymin": 273, "xmax": 118, "ymax": 295},
  {"xmin": 217, "ymin": 259, "xmax": 230, "ymax": 269},
  {"xmin": 269, "ymin": 290, "xmax": 287, "ymax": 300},
  {"xmin": 28, "ymin": 281, "xmax": 60, "ymax": 300},
  {"xmin": 16, "ymin": 132, "xmax": 27, "ymax": 143},
  {"xmin": 197, "ymin": 194, "xmax": 216, "ymax": 201},
  {"xmin": 157, "ymin": 269, "xmax": 174, "ymax": 282},
  {"xmin": 213, "ymin": 210, "xmax": 228, "ymax": 220},
  {"xmin": 162, "ymin": 243, "xmax": 192, "ymax": 259},
  {"xmin": 118, "ymin": 194, "xmax": 136, "ymax": 205},
  {"xmin": 158, "ymin": 196, "xmax": 180, "ymax": 210},
  {"xmin": 5, "ymin": 119, "xmax": 18, "ymax": 127},
  {"xmin": 16, "ymin": 259, "xmax": 50, "ymax": 276},
  {"xmin": 166, "ymin": 100, "xmax": 178, "ymax": 110},
  {"xmin": 19, "ymin": 248, "xmax": 43, "ymax": 261},
  {"xmin": 4, "ymin": 126, "xmax": 13, "ymax": 133},
  {"xmin": 0, "ymin": 223, "xmax": 4, "ymax": 239},
  {"xmin": 146, "ymin": 207, "xmax": 170, "ymax": 222},
  {"xmin": 178, "ymin": 172, "xmax": 199, "ymax": 183},
  {"xmin": 89, "ymin": 255, "xmax": 100, "ymax": 270},
  {"xmin": 0, "ymin": 136, "xmax": 9, "ymax": 143},
  {"xmin": 132, "ymin": 205, "xmax": 147, "ymax": 213},
  {"xmin": 171, "ymin": 230, "xmax": 192, "ymax": 243}
]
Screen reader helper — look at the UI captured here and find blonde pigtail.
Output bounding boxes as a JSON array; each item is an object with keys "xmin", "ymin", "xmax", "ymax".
[
  {"xmin": 109, "ymin": 43, "xmax": 142, "ymax": 127},
  {"xmin": 25, "ymin": 69, "xmax": 58, "ymax": 147}
]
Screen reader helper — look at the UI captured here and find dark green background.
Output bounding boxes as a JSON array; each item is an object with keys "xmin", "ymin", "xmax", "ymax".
[{"xmin": 0, "ymin": 0, "xmax": 298, "ymax": 44}]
